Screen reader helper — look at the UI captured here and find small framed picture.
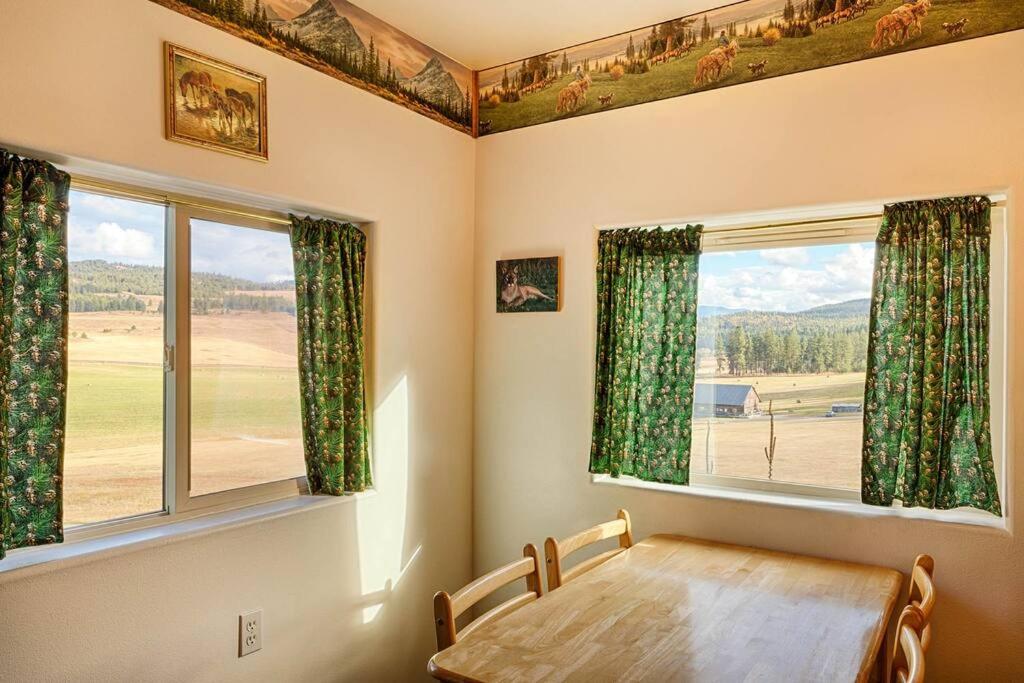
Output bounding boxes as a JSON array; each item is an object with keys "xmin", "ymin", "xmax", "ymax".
[
  {"xmin": 497, "ymin": 257, "xmax": 559, "ymax": 313},
  {"xmin": 165, "ymin": 43, "xmax": 268, "ymax": 161}
]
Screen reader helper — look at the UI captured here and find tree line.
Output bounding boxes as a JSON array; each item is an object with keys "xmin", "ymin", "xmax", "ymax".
[
  {"xmin": 70, "ymin": 260, "xmax": 295, "ymax": 314},
  {"xmin": 707, "ymin": 326, "xmax": 867, "ymax": 376},
  {"xmin": 697, "ymin": 303, "xmax": 870, "ymax": 376}
]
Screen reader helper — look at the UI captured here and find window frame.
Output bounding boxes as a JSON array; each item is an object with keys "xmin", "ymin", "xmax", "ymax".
[
  {"xmin": 171, "ymin": 204, "xmax": 308, "ymax": 516},
  {"xmin": 593, "ymin": 201, "xmax": 1008, "ymax": 514},
  {"xmin": 692, "ymin": 218, "xmax": 878, "ymax": 499},
  {"xmin": 60, "ymin": 178, "xmax": 309, "ymax": 541}
]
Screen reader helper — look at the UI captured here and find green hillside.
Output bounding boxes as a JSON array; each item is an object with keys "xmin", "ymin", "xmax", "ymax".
[
  {"xmin": 70, "ymin": 260, "xmax": 295, "ymax": 314},
  {"xmin": 698, "ymin": 298, "xmax": 869, "ymax": 375}
]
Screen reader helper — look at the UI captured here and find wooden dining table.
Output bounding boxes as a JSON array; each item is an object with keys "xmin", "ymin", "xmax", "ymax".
[{"xmin": 429, "ymin": 534, "xmax": 903, "ymax": 682}]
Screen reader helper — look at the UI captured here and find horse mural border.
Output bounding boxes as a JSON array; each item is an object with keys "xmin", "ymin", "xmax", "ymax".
[{"xmin": 165, "ymin": 43, "xmax": 269, "ymax": 162}]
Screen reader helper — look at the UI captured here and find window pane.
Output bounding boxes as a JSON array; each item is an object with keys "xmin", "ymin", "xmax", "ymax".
[
  {"xmin": 66, "ymin": 190, "xmax": 166, "ymax": 525},
  {"xmin": 690, "ymin": 242, "xmax": 875, "ymax": 490},
  {"xmin": 189, "ymin": 219, "xmax": 304, "ymax": 497}
]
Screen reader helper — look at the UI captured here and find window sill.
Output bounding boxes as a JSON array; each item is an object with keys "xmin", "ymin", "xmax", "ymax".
[
  {"xmin": 0, "ymin": 491, "xmax": 375, "ymax": 582},
  {"xmin": 591, "ymin": 474, "xmax": 1009, "ymax": 533}
]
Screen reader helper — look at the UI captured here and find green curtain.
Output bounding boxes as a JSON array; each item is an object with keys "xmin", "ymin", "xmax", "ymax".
[
  {"xmin": 290, "ymin": 216, "xmax": 371, "ymax": 495},
  {"xmin": 862, "ymin": 197, "xmax": 1000, "ymax": 515},
  {"xmin": 589, "ymin": 226, "xmax": 703, "ymax": 485},
  {"xmin": 0, "ymin": 150, "xmax": 70, "ymax": 559}
]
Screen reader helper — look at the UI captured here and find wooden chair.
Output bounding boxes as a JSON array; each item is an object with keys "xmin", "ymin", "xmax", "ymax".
[
  {"xmin": 544, "ymin": 509, "xmax": 633, "ymax": 591},
  {"xmin": 906, "ymin": 554, "xmax": 935, "ymax": 652},
  {"xmin": 433, "ymin": 544, "xmax": 544, "ymax": 652},
  {"xmin": 891, "ymin": 605, "xmax": 926, "ymax": 683}
]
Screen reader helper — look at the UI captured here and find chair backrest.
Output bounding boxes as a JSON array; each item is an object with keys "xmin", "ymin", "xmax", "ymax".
[
  {"xmin": 907, "ymin": 554, "xmax": 935, "ymax": 652},
  {"xmin": 433, "ymin": 544, "xmax": 544, "ymax": 652},
  {"xmin": 892, "ymin": 605, "xmax": 926, "ymax": 683},
  {"xmin": 544, "ymin": 509, "xmax": 633, "ymax": 591}
]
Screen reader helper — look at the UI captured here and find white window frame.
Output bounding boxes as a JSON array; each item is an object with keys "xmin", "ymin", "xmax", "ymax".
[
  {"xmin": 59, "ymin": 179, "xmax": 309, "ymax": 542},
  {"xmin": 593, "ymin": 200, "xmax": 1008, "ymax": 518},
  {"xmin": 171, "ymin": 204, "xmax": 308, "ymax": 515}
]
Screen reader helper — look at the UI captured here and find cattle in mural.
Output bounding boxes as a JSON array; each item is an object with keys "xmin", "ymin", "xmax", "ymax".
[{"xmin": 475, "ymin": 0, "xmax": 1024, "ymax": 135}]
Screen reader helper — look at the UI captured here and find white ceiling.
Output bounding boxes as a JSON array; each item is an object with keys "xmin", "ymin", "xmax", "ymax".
[{"xmin": 350, "ymin": 0, "xmax": 723, "ymax": 70}]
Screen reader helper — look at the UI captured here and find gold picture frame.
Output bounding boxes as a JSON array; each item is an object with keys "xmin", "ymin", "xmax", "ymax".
[{"xmin": 164, "ymin": 42, "xmax": 268, "ymax": 162}]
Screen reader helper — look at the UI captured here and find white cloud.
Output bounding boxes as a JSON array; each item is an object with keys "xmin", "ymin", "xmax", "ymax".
[
  {"xmin": 825, "ymin": 243, "xmax": 875, "ymax": 289},
  {"xmin": 699, "ymin": 243, "xmax": 875, "ymax": 312},
  {"xmin": 759, "ymin": 247, "xmax": 810, "ymax": 266},
  {"xmin": 73, "ymin": 192, "xmax": 164, "ymax": 229},
  {"xmin": 70, "ymin": 220, "xmax": 158, "ymax": 260}
]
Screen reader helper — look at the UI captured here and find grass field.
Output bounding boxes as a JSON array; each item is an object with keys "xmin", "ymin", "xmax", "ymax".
[
  {"xmin": 64, "ymin": 310, "xmax": 867, "ymax": 523},
  {"xmin": 691, "ymin": 370, "xmax": 865, "ymax": 489},
  {"xmin": 480, "ymin": 0, "xmax": 1024, "ymax": 134},
  {"xmin": 64, "ymin": 311, "xmax": 304, "ymax": 526}
]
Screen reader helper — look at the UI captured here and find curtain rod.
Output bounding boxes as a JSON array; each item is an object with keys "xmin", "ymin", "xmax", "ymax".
[
  {"xmin": 70, "ymin": 176, "xmax": 293, "ymax": 227},
  {"xmin": 606, "ymin": 195, "xmax": 1008, "ymax": 236}
]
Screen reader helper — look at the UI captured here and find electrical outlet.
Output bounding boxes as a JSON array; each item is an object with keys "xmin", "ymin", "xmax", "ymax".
[{"xmin": 239, "ymin": 610, "xmax": 262, "ymax": 657}]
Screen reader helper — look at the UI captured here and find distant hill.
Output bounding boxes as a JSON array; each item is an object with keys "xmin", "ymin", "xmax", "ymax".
[
  {"xmin": 70, "ymin": 260, "xmax": 292, "ymax": 296},
  {"xmin": 798, "ymin": 298, "xmax": 870, "ymax": 318},
  {"xmin": 70, "ymin": 260, "xmax": 294, "ymax": 314},
  {"xmin": 698, "ymin": 304, "xmax": 747, "ymax": 318},
  {"xmin": 697, "ymin": 298, "xmax": 870, "ymax": 375},
  {"xmin": 698, "ymin": 298, "xmax": 869, "ymax": 338}
]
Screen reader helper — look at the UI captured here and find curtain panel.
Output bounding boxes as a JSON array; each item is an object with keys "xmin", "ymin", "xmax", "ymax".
[
  {"xmin": 0, "ymin": 150, "xmax": 70, "ymax": 559},
  {"xmin": 290, "ymin": 216, "xmax": 371, "ymax": 495},
  {"xmin": 862, "ymin": 197, "xmax": 1000, "ymax": 515},
  {"xmin": 589, "ymin": 226, "xmax": 703, "ymax": 485}
]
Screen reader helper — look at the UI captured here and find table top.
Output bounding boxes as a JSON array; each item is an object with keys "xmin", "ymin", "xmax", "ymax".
[{"xmin": 429, "ymin": 534, "xmax": 902, "ymax": 682}]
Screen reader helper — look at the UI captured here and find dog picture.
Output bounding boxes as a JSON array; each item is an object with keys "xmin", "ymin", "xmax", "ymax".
[
  {"xmin": 598, "ymin": 93, "xmax": 614, "ymax": 107},
  {"xmin": 497, "ymin": 257, "xmax": 559, "ymax": 313}
]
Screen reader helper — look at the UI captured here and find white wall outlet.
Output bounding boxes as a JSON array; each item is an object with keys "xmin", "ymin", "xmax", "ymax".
[{"xmin": 239, "ymin": 610, "xmax": 262, "ymax": 657}]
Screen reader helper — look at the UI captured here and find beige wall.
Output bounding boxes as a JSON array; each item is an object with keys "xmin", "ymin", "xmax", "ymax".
[
  {"xmin": 3, "ymin": 1, "xmax": 1024, "ymax": 680},
  {"xmin": 0, "ymin": 0, "xmax": 474, "ymax": 681},
  {"xmin": 474, "ymin": 31, "xmax": 1024, "ymax": 682}
]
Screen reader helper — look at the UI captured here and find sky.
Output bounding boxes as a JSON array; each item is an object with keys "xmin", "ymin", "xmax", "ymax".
[
  {"xmin": 68, "ymin": 190, "xmax": 295, "ymax": 284},
  {"xmin": 698, "ymin": 243, "xmax": 876, "ymax": 313}
]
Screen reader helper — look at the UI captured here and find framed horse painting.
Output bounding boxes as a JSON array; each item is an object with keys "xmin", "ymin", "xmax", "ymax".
[{"xmin": 165, "ymin": 43, "xmax": 268, "ymax": 161}]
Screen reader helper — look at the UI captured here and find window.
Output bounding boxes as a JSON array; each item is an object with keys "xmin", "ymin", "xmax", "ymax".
[
  {"xmin": 66, "ymin": 190, "xmax": 166, "ymax": 525},
  {"xmin": 598, "ymin": 207, "xmax": 1006, "ymax": 509},
  {"xmin": 690, "ymin": 239, "xmax": 874, "ymax": 492},
  {"xmin": 64, "ymin": 186, "xmax": 307, "ymax": 531},
  {"xmin": 187, "ymin": 217, "xmax": 304, "ymax": 497}
]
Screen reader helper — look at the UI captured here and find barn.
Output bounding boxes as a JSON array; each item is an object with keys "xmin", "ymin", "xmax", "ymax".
[{"xmin": 693, "ymin": 384, "xmax": 761, "ymax": 417}]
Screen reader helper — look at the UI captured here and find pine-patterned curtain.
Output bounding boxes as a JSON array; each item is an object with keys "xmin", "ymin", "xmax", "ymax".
[
  {"xmin": 0, "ymin": 150, "xmax": 70, "ymax": 560},
  {"xmin": 589, "ymin": 226, "xmax": 703, "ymax": 485},
  {"xmin": 290, "ymin": 215, "xmax": 371, "ymax": 495},
  {"xmin": 862, "ymin": 197, "xmax": 1000, "ymax": 515}
]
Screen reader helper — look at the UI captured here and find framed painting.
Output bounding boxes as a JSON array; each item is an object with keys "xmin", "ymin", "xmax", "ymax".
[
  {"xmin": 165, "ymin": 43, "xmax": 268, "ymax": 161},
  {"xmin": 497, "ymin": 257, "xmax": 560, "ymax": 313}
]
